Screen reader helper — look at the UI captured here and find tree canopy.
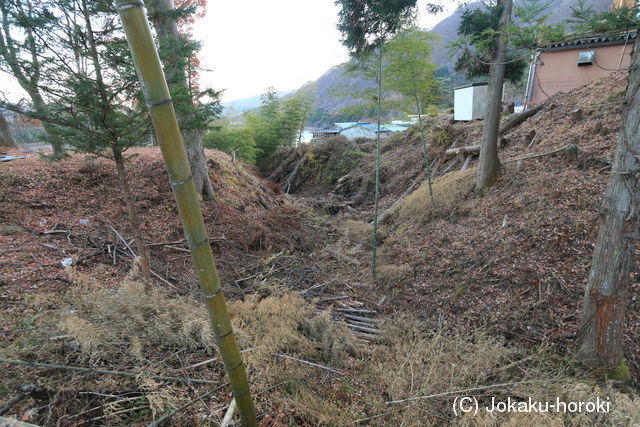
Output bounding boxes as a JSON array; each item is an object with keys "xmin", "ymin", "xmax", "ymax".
[{"xmin": 335, "ymin": 0, "xmax": 417, "ymax": 56}]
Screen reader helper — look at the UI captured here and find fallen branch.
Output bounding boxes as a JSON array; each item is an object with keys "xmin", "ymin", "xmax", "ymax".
[
  {"xmin": 150, "ymin": 270, "xmax": 178, "ymax": 289},
  {"xmin": 148, "ymin": 391, "xmax": 213, "ymax": 427},
  {"xmin": 273, "ymin": 353, "xmax": 342, "ymax": 374},
  {"xmin": 0, "ymin": 358, "xmax": 220, "ymax": 385},
  {"xmin": 42, "ymin": 229, "xmax": 70, "ymax": 235},
  {"xmin": 504, "ymin": 145, "xmax": 569, "ymax": 164},
  {"xmin": 320, "ymin": 295, "xmax": 349, "ymax": 302},
  {"xmin": 343, "ymin": 323, "xmax": 383, "ymax": 335},
  {"xmin": 335, "ymin": 308, "xmax": 377, "ymax": 315},
  {"xmin": 109, "ymin": 226, "xmax": 136, "ymax": 258},
  {"xmin": 385, "ymin": 381, "xmax": 531, "ymax": 405},
  {"xmin": 300, "ymin": 281, "xmax": 329, "ymax": 296},
  {"xmin": 344, "ymin": 314, "xmax": 380, "ymax": 324},
  {"xmin": 377, "ymin": 174, "xmax": 423, "ymax": 224},
  {"xmin": 461, "ymin": 155, "xmax": 472, "ymax": 171},
  {"xmin": 498, "ymin": 104, "xmax": 543, "ymax": 135},
  {"xmin": 0, "ymin": 394, "xmax": 26, "ymax": 416},
  {"xmin": 445, "ymin": 145, "xmax": 481, "ymax": 158},
  {"xmin": 181, "ymin": 357, "xmax": 218, "ymax": 370},
  {"xmin": 220, "ymin": 399, "xmax": 237, "ymax": 427}
]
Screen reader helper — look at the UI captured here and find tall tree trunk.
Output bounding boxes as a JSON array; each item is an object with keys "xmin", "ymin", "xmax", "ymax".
[
  {"xmin": 184, "ymin": 128, "xmax": 215, "ymax": 200},
  {"xmin": 0, "ymin": 110, "xmax": 16, "ymax": 147},
  {"xmin": 371, "ymin": 49, "xmax": 383, "ymax": 281},
  {"xmin": 475, "ymin": 0, "xmax": 511, "ymax": 193},
  {"xmin": 30, "ymin": 91, "xmax": 65, "ymax": 157},
  {"xmin": 146, "ymin": 0, "xmax": 215, "ymax": 200},
  {"xmin": 113, "ymin": 150, "xmax": 152, "ymax": 283},
  {"xmin": 414, "ymin": 91, "xmax": 435, "ymax": 207},
  {"xmin": 576, "ymin": 42, "xmax": 640, "ymax": 374}
]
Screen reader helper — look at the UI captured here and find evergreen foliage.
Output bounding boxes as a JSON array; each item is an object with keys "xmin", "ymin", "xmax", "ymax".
[
  {"xmin": 453, "ymin": 1, "xmax": 528, "ymax": 84},
  {"xmin": 569, "ymin": 1, "xmax": 639, "ymax": 34},
  {"xmin": 1, "ymin": 0, "xmax": 148, "ymax": 156},
  {"xmin": 335, "ymin": 0, "xmax": 417, "ymax": 56},
  {"xmin": 453, "ymin": 0, "xmax": 567, "ymax": 84},
  {"xmin": 208, "ymin": 86, "xmax": 313, "ymax": 168}
]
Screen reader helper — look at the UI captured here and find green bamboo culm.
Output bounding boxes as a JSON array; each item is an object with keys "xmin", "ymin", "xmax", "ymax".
[{"xmin": 114, "ymin": 2, "xmax": 256, "ymax": 425}]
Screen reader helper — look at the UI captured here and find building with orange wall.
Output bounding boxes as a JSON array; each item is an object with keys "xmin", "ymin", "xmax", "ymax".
[{"xmin": 525, "ymin": 31, "xmax": 636, "ymax": 105}]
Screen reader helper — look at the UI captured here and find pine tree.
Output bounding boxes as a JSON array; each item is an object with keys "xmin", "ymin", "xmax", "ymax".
[
  {"xmin": 145, "ymin": 0, "xmax": 221, "ymax": 200},
  {"xmin": 2, "ymin": 0, "xmax": 152, "ymax": 281},
  {"xmin": 0, "ymin": 0, "xmax": 66, "ymax": 157}
]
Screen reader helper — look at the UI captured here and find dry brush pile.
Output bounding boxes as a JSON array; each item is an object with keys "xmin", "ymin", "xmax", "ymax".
[{"xmin": 2, "ymin": 264, "xmax": 638, "ymax": 425}]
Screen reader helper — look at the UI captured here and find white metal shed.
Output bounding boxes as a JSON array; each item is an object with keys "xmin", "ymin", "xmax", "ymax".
[{"xmin": 454, "ymin": 82, "xmax": 488, "ymax": 121}]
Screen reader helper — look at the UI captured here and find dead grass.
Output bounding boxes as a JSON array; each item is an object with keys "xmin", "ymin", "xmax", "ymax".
[
  {"xmin": 342, "ymin": 219, "xmax": 388, "ymax": 249},
  {"xmin": 393, "ymin": 168, "xmax": 476, "ymax": 222},
  {"xmin": 0, "ymin": 224, "xmax": 22, "ymax": 235},
  {"xmin": 4, "ymin": 267, "xmax": 639, "ymax": 425},
  {"xmin": 352, "ymin": 317, "xmax": 639, "ymax": 426},
  {"xmin": 376, "ymin": 264, "xmax": 413, "ymax": 286}
]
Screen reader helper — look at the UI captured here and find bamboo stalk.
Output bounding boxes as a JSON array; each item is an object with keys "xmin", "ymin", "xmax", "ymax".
[{"xmin": 115, "ymin": 2, "xmax": 256, "ymax": 425}]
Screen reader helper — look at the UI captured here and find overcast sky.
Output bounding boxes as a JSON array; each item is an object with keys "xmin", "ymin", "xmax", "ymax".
[
  {"xmin": 194, "ymin": 0, "xmax": 456, "ymax": 102},
  {"xmin": 0, "ymin": 1, "xmax": 456, "ymax": 103}
]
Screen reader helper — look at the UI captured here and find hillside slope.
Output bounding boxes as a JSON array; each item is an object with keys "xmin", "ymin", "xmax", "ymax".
[
  {"xmin": 269, "ymin": 70, "xmax": 639, "ymax": 377},
  {"xmin": 1, "ymin": 71, "xmax": 639, "ymax": 425}
]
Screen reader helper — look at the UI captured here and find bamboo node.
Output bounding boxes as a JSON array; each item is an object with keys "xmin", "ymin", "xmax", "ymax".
[
  {"xmin": 232, "ymin": 389, "xmax": 251, "ymax": 399},
  {"xmin": 226, "ymin": 361, "xmax": 244, "ymax": 372},
  {"xmin": 202, "ymin": 288, "xmax": 223, "ymax": 300},
  {"xmin": 115, "ymin": 1, "xmax": 144, "ymax": 11},
  {"xmin": 188, "ymin": 237, "xmax": 209, "ymax": 249},
  {"xmin": 147, "ymin": 98, "xmax": 173, "ymax": 108},
  {"xmin": 170, "ymin": 175, "xmax": 194, "ymax": 187},
  {"xmin": 215, "ymin": 329, "xmax": 233, "ymax": 340}
]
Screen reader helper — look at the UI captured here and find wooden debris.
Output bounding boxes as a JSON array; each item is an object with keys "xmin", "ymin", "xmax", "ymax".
[
  {"xmin": 343, "ymin": 323, "xmax": 383, "ymax": 335},
  {"xmin": 498, "ymin": 104, "xmax": 543, "ymax": 135},
  {"xmin": 273, "ymin": 353, "xmax": 342, "ymax": 374},
  {"xmin": 335, "ymin": 308, "xmax": 378, "ymax": 315},
  {"xmin": 460, "ymin": 155, "xmax": 472, "ymax": 171},
  {"xmin": 344, "ymin": 314, "xmax": 380, "ymax": 323},
  {"xmin": 0, "ymin": 358, "xmax": 220, "ymax": 385},
  {"xmin": 220, "ymin": 399, "xmax": 237, "ymax": 427},
  {"xmin": 445, "ymin": 145, "xmax": 481, "ymax": 158}
]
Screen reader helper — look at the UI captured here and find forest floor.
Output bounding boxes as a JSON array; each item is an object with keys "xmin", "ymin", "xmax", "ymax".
[{"xmin": 1, "ymin": 70, "xmax": 639, "ymax": 426}]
